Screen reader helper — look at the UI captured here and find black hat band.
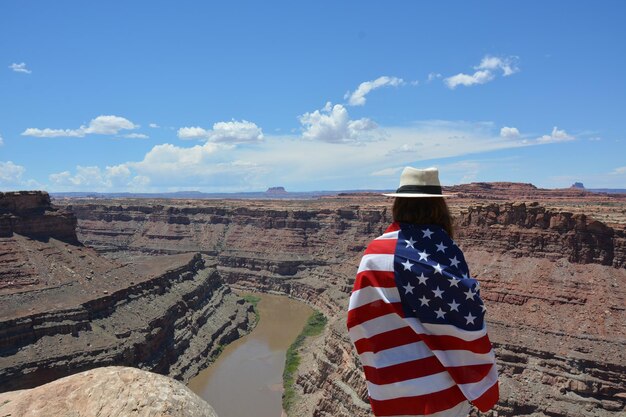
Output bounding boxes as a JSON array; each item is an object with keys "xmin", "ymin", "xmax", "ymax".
[{"xmin": 395, "ymin": 185, "xmax": 443, "ymax": 195}]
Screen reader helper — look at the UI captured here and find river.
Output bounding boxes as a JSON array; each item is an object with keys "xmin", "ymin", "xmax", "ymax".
[{"xmin": 187, "ymin": 293, "xmax": 314, "ymax": 417}]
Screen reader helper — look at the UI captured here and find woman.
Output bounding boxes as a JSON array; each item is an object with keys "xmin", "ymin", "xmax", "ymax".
[{"xmin": 347, "ymin": 167, "xmax": 499, "ymax": 417}]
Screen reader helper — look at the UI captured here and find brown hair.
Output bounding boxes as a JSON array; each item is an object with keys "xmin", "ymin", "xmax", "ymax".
[{"xmin": 392, "ymin": 197, "xmax": 454, "ymax": 238}]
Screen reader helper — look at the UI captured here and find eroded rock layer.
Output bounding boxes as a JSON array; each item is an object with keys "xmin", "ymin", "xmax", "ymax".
[{"xmin": 56, "ymin": 191, "xmax": 626, "ymax": 417}]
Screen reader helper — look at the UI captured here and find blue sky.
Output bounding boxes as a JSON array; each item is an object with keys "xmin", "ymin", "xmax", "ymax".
[{"xmin": 1, "ymin": 1, "xmax": 625, "ymax": 192}]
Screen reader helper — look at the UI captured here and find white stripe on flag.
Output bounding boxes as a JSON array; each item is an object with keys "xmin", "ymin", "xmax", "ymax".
[
  {"xmin": 349, "ymin": 286, "xmax": 401, "ymax": 310},
  {"xmin": 349, "ymin": 313, "xmax": 408, "ymax": 342},
  {"xmin": 357, "ymin": 253, "xmax": 395, "ymax": 273},
  {"xmin": 412, "ymin": 319, "xmax": 488, "ymax": 341},
  {"xmin": 366, "ymin": 371, "xmax": 456, "ymax": 400},
  {"xmin": 436, "ymin": 349, "xmax": 496, "ymax": 368},
  {"xmin": 359, "ymin": 341, "xmax": 434, "ymax": 368},
  {"xmin": 377, "ymin": 230, "xmax": 399, "ymax": 240}
]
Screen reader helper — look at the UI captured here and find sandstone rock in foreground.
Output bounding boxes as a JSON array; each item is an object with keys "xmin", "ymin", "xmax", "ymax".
[{"xmin": 0, "ymin": 366, "xmax": 218, "ymax": 417}]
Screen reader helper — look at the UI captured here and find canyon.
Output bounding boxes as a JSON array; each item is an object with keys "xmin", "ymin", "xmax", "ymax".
[
  {"xmin": 0, "ymin": 191, "xmax": 254, "ymax": 393},
  {"xmin": 1, "ymin": 184, "xmax": 625, "ymax": 416}
]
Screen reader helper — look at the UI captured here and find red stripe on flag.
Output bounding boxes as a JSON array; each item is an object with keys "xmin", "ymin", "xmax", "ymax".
[
  {"xmin": 369, "ymin": 385, "xmax": 466, "ymax": 416},
  {"xmin": 363, "ymin": 355, "xmax": 445, "ymax": 385},
  {"xmin": 353, "ymin": 270, "xmax": 396, "ymax": 290},
  {"xmin": 445, "ymin": 363, "xmax": 494, "ymax": 385},
  {"xmin": 354, "ymin": 326, "xmax": 424, "ymax": 354},
  {"xmin": 471, "ymin": 379, "xmax": 499, "ymax": 411},
  {"xmin": 385, "ymin": 222, "xmax": 401, "ymax": 233},
  {"xmin": 347, "ymin": 301, "xmax": 405, "ymax": 329},
  {"xmin": 365, "ymin": 238, "xmax": 397, "ymax": 255}
]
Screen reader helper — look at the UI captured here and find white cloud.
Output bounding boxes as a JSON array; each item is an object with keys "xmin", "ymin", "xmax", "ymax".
[
  {"xmin": 444, "ymin": 55, "xmax": 519, "ymax": 89},
  {"xmin": 299, "ymin": 102, "xmax": 379, "ymax": 144},
  {"xmin": 22, "ymin": 115, "xmax": 138, "ymax": 138},
  {"xmin": 49, "ymin": 164, "xmax": 147, "ymax": 190},
  {"xmin": 537, "ymin": 126, "xmax": 574, "ymax": 143},
  {"xmin": 475, "ymin": 55, "xmax": 519, "ymax": 76},
  {"xmin": 9, "ymin": 63, "xmax": 31, "ymax": 74},
  {"xmin": 444, "ymin": 70, "xmax": 494, "ymax": 89},
  {"xmin": 427, "ymin": 73, "xmax": 442, "ymax": 82},
  {"xmin": 177, "ymin": 120, "xmax": 263, "ymax": 143},
  {"xmin": 344, "ymin": 76, "xmax": 405, "ymax": 106},
  {"xmin": 149, "ymin": 123, "xmax": 160, "ymax": 128},
  {"xmin": 500, "ymin": 126, "xmax": 521, "ymax": 139},
  {"xmin": 371, "ymin": 167, "xmax": 403, "ymax": 177},
  {"xmin": 123, "ymin": 133, "xmax": 149, "ymax": 139},
  {"xmin": 612, "ymin": 166, "xmax": 626, "ymax": 175},
  {"xmin": 0, "ymin": 161, "xmax": 26, "ymax": 183},
  {"xmin": 0, "ymin": 133, "xmax": 3, "ymax": 146}
]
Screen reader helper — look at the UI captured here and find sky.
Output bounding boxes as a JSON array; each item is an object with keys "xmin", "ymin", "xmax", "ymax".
[{"xmin": 1, "ymin": 1, "xmax": 625, "ymax": 193}]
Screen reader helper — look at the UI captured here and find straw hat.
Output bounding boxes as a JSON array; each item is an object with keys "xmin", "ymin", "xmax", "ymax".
[{"xmin": 383, "ymin": 167, "xmax": 449, "ymax": 198}]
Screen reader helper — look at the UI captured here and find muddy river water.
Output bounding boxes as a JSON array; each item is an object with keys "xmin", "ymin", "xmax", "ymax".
[{"xmin": 187, "ymin": 293, "xmax": 314, "ymax": 417}]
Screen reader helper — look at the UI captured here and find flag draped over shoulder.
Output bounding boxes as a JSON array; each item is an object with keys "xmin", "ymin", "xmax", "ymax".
[{"xmin": 347, "ymin": 222, "xmax": 499, "ymax": 417}]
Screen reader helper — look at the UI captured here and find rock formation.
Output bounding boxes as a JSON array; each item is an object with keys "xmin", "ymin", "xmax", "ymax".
[
  {"xmin": 54, "ymin": 188, "xmax": 626, "ymax": 417},
  {"xmin": 0, "ymin": 192, "xmax": 254, "ymax": 393},
  {"xmin": 0, "ymin": 366, "xmax": 219, "ymax": 417},
  {"xmin": 0, "ymin": 191, "xmax": 77, "ymax": 242}
]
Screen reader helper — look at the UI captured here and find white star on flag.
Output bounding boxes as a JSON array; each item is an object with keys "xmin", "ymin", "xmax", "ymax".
[
  {"xmin": 432, "ymin": 286, "xmax": 444, "ymax": 298},
  {"xmin": 448, "ymin": 299, "xmax": 460, "ymax": 311},
  {"xmin": 435, "ymin": 308, "xmax": 446, "ymax": 319},
  {"xmin": 418, "ymin": 295, "xmax": 430, "ymax": 306},
  {"xmin": 433, "ymin": 263, "xmax": 443, "ymax": 274},
  {"xmin": 405, "ymin": 237, "xmax": 416, "ymax": 248},
  {"xmin": 464, "ymin": 289, "xmax": 476, "ymax": 300},
  {"xmin": 403, "ymin": 282, "xmax": 415, "ymax": 294},
  {"xmin": 435, "ymin": 242, "xmax": 448, "ymax": 253},
  {"xmin": 401, "ymin": 259, "xmax": 413, "ymax": 271},
  {"xmin": 422, "ymin": 228, "xmax": 434, "ymax": 239},
  {"xmin": 416, "ymin": 273, "xmax": 429, "ymax": 285},
  {"xmin": 449, "ymin": 256, "xmax": 460, "ymax": 268},
  {"xmin": 448, "ymin": 276, "xmax": 460, "ymax": 287},
  {"xmin": 464, "ymin": 312, "xmax": 477, "ymax": 325},
  {"xmin": 418, "ymin": 250, "xmax": 430, "ymax": 261}
]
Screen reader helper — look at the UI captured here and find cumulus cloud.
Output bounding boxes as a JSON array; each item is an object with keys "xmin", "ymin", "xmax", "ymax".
[
  {"xmin": 344, "ymin": 76, "xmax": 405, "ymax": 106},
  {"xmin": 299, "ymin": 102, "xmax": 379, "ymax": 144},
  {"xmin": 537, "ymin": 126, "xmax": 574, "ymax": 143},
  {"xmin": 444, "ymin": 70, "xmax": 494, "ymax": 89},
  {"xmin": 9, "ymin": 63, "xmax": 31, "ymax": 74},
  {"xmin": 177, "ymin": 120, "xmax": 263, "ymax": 143},
  {"xmin": 500, "ymin": 126, "xmax": 521, "ymax": 139},
  {"xmin": 50, "ymin": 139, "xmax": 264, "ymax": 192},
  {"xmin": 22, "ymin": 115, "xmax": 138, "ymax": 138},
  {"xmin": 476, "ymin": 56, "xmax": 519, "ymax": 76},
  {"xmin": 444, "ymin": 55, "xmax": 519, "ymax": 89},
  {"xmin": 0, "ymin": 161, "xmax": 26, "ymax": 183},
  {"xmin": 49, "ymin": 164, "xmax": 149, "ymax": 190}
]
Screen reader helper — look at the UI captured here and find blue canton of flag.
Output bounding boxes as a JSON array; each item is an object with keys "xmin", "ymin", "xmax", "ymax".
[{"xmin": 394, "ymin": 223, "xmax": 485, "ymax": 331}]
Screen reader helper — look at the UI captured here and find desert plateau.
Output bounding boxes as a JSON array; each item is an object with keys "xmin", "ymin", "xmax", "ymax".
[{"xmin": 0, "ymin": 182, "xmax": 624, "ymax": 416}]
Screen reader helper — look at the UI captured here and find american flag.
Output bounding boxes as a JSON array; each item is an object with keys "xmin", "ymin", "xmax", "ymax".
[{"xmin": 347, "ymin": 222, "xmax": 499, "ymax": 416}]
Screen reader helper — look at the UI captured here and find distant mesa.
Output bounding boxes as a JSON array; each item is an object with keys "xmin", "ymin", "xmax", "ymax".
[
  {"xmin": 265, "ymin": 186, "xmax": 287, "ymax": 195},
  {"xmin": 571, "ymin": 182, "xmax": 585, "ymax": 189}
]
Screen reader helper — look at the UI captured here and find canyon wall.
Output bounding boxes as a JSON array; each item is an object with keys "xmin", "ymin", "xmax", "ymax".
[
  {"xmin": 57, "ymin": 195, "xmax": 626, "ymax": 417},
  {"xmin": 0, "ymin": 192, "xmax": 254, "ymax": 393}
]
